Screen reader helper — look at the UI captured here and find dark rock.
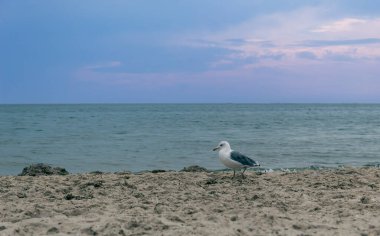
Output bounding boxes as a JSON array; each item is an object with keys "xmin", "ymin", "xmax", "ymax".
[
  {"xmin": 360, "ymin": 196, "xmax": 370, "ymax": 204},
  {"xmin": 0, "ymin": 226, "xmax": 6, "ymax": 231},
  {"xmin": 47, "ymin": 227, "xmax": 59, "ymax": 234},
  {"xmin": 64, "ymin": 193, "xmax": 86, "ymax": 200},
  {"xmin": 230, "ymin": 216, "xmax": 238, "ymax": 221},
  {"xmin": 205, "ymin": 178, "xmax": 218, "ymax": 185},
  {"xmin": 64, "ymin": 193, "xmax": 76, "ymax": 200},
  {"xmin": 82, "ymin": 227, "xmax": 97, "ymax": 235},
  {"xmin": 180, "ymin": 165, "xmax": 208, "ymax": 172},
  {"xmin": 143, "ymin": 226, "xmax": 152, "ymax": 231},
  {"xmin": 118, "ymin": 229, "xmax": 126, "ymax": 236},
  {"xmin": 89, "ymin": 171, "xmax": 103, "ymax": 175},
  {"xmin": 151, "ymin": 169, "xmax": 166, "ymax": 173},
  {"xmin": 70, "ymin": 193, "xmax": 93, "ymax": 200},
  {"xmin": 127, "ymin": 220, "xmax": 140, "ymax": 229},
  {"xmin": 19, "ymin": 163, "xmax": 69, "ymax": 176},
  {"xmin": 16, "ymin": 192, "xmax": 27, "ymax": 198},
  {"xmin": 251, "ymin": 194, "xmax": 259, "ymax": 201},
  {"xmin": 154, "ymin": 203, "xmax": 164, "ymax": 214},
  {"xmin": 292, "ymin": 224, "xmax": 303, "ymax": 230}
]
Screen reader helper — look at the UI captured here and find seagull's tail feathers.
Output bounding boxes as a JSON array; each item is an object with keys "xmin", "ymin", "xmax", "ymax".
[{"xmin": 250, "ymin": 160, "xmax": 260, "ymax": 167}]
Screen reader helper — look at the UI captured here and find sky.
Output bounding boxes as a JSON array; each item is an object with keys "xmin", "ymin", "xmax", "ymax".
[{"xmin": 1, "ymin": 0, "xmax": 380, "ymax": 103}]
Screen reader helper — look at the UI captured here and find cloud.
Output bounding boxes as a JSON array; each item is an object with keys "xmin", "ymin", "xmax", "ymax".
[
  {"xmin": 300, "ymin": 38, "xmax": 380, "ymax": 47},
  {"xmin": 296, "ymin": 51, "xmax": 318, "ymax": 60},
  {"xmin": 323, "ymin": 51, "xmax": 356, "ymax": 61},
  {"xmin": 311, "ymin": 17, "xmax": 380, "ymax": 39},
  {"xmin": 210, "ymin": 51, "xmax": 286, "ymax": 70},
  {"xmin": 84, "ymin": 61, "xmax": 122, "ymax": 70},
  {"xmin": 312, "ymin": 18, "xmax": 367, "ymax": 33},
  {"xmin": 179, "ymin": 7, "xmax": 380, "ymax": 71},
  {"xmin": 224, "ymin": 38, "xmax": 248, "ymax": 46}
]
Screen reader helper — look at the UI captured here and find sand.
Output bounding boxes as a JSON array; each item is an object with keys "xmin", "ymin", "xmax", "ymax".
[{"xmin": 0, "ymin": 167, "xmax": 380, "ymax": 236}]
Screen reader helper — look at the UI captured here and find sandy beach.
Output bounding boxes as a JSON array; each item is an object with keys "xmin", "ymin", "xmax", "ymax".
[{"xmin": 1, "ymin": 167, "xmax": 379, "ymax": 236}]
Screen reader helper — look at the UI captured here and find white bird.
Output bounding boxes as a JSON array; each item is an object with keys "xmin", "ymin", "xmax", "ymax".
[{"xmin": 213, "ymin": 141, "xmax": 260, "ymax": 178}]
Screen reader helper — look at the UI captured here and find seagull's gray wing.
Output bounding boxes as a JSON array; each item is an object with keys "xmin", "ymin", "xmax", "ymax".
[{"xmin": 230, "ymin": 151, "xmax": 259, "ymax": 167}]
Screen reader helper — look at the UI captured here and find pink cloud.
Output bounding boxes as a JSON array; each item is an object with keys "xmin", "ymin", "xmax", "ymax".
[
  {"xmin": 312, "ymin": 18, "xmax": 367, "ymax": 33},
  {"xmin": 178, "ymin": 7, "xmax": 380, "ymax": 71}
]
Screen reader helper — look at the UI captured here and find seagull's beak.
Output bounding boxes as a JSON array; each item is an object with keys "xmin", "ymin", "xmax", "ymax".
[{"xmin": 212, "ymin": 146, "xmax": 219, "ymax": 151}]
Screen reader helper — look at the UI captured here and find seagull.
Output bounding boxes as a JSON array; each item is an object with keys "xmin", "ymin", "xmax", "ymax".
[{"xmin": 213, "ymin": 141, "xmax": 260, "ymax": 178}]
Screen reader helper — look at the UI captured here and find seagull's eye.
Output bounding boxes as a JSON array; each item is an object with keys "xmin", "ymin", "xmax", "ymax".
[{"xmin": 220, "ymin": 144, "xmax": 224, "ymax": 146}]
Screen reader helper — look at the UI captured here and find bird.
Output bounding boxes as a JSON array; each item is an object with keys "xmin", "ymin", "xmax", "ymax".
[{"xmin": 213, "ymin": 141, "xmax": 260, "ymax": 178}]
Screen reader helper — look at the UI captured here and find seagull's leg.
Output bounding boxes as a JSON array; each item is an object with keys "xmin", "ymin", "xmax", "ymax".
[
  {"xmin": 233, "ymin": 170, "xmax": 236, "ymax": 179},
  {"xmin": 241, "ymin": 167, "xmax": 247, "ymax": 178}
]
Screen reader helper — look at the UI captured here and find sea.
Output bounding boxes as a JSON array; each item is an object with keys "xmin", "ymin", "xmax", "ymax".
[{"xmin": 1, "ymin": 104, "xmax": 380, "ymax": 175}]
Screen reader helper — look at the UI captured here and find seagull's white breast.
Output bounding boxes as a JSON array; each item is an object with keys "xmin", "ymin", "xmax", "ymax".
[{"xmin": 219, "ymin": 150, "xmax": 244, "ymax": 169}]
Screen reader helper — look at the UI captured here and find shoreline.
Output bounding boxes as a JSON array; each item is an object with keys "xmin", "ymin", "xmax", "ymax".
[
  {"xmin": 1, "ymin": 167, "xmax": 379, "ymax": 235},
  {"xmin": 3, "ymin": 163, "xmax": 380, "ymax": 177}
]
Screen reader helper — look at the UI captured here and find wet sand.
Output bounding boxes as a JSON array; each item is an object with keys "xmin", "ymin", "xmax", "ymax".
[{"xmin": 0, "ymin": 167, "xmax": 379, "ymax": 235}]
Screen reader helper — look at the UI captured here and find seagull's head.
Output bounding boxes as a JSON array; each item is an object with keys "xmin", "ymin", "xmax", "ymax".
[{"xmin": 213, "ymin": 141, "xmax": 231, "ymax": 152}]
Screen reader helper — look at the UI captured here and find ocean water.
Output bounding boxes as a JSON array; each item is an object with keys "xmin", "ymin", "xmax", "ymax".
[{"xmin": 1, "ymin": 104, "xmax": 380, "ymax": 175}]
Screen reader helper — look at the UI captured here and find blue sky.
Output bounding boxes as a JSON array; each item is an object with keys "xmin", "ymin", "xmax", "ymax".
[{"xmin": 1, "ymin": 0, "xmax": 380, "ymax": 103}]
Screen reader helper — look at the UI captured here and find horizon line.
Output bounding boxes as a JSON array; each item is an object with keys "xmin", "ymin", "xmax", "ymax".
[{"xmin": 2, "ymin": 102, "xmax": 380, "ymax": 105}]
